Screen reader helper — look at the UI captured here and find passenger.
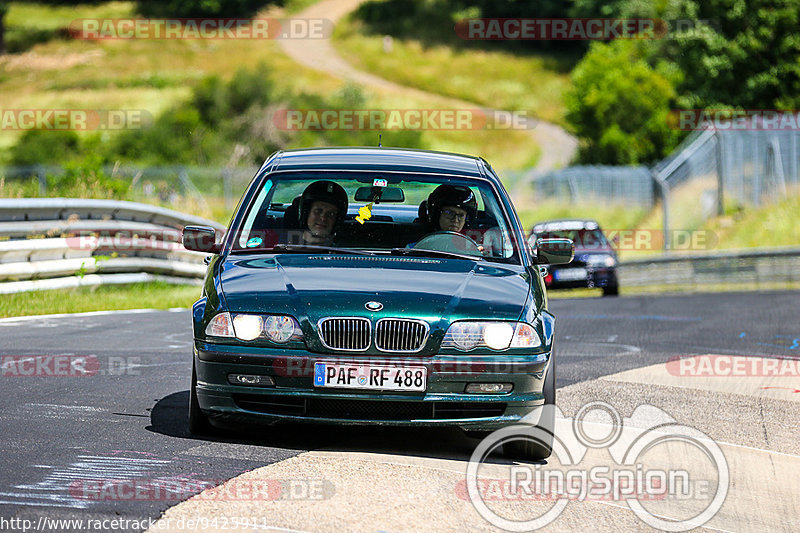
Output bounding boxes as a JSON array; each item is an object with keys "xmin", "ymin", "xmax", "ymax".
[{"xmin": 298, "ymin": 180, "xmax": 348, "ymax": 245}]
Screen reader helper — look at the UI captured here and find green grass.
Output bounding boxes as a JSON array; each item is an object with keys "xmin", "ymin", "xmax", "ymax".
[
  {"xmin": 0, "ymin": 281, "xmax": 200, "ymax": 318},
  {"xmin": 334, "ymin": 15, "xmax": 573, "ymax": 127},
  {"xmin": 627, "ymin": 187, "xmax": 800, "ymax": 258},
  {"xmin": 516, "ymin": 200, "xmax": 650, "ymax": 235},
  {"xmin": 6, "ymin": 1, "xmax": 135, "ymax": 31},
  {"xmin": 0, "ymin": 2, "xmax": 542, "ymax": 172},
  {"xmin": 702, "ymin": 190, "xmax": 800, "ymax": 250}
]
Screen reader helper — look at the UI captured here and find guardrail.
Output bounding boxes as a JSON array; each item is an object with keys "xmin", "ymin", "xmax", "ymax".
[
  {"xmin": 0, "ymin": 198, "xmax": 225, "ymax": 294},
  {"xmin": 618, "ymin": 246, "xmax": 800, "ymax": 288}
]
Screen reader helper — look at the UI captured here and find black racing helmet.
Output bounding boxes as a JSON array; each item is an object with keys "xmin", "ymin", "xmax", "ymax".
[
  {"xmin": 426, "ymin": 184, "xmax": 478, "ymax": 229},
  {"xmin": 299, "ymin": 180, "xmax": 349, "ymax": 230}
]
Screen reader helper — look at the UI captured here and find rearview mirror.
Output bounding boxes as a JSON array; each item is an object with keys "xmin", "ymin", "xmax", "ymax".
[
  {"xmin": 535, "ymin": 238, "xmax": 574, "ymax": 265},
  {"xmin": 183, "ymin": 225, "xmax": 221, "ymax": 253},
  {"xmin": 354, "ymin": 186, "xmax": 405, "ymax": 202}
]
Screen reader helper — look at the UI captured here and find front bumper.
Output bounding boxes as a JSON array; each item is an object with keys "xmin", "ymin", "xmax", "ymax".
[{"xmin": 194, "ymin": 341, "xmax": 550, "ymax": 430}]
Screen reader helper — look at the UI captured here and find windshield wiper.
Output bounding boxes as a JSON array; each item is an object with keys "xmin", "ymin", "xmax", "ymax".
[
  {"xmin": 390, "ymin": 247, "xmax": 483, "ymax": 261},
  {"xmin": 267, "ymin": 244, "xmax": 376, "ymax": 256}
]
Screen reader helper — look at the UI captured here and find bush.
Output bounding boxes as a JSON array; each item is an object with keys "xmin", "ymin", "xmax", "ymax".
[
  {"xmin": 566, "ymin": 40, "xmax": 681, "ymax": 164},
  {"xmin": 48, "ymin": 153, "xmax": 128, "ymax": 199},
  {"xmin": 10, "ymin": 129, "xmax": 82, "ymax": 166}
]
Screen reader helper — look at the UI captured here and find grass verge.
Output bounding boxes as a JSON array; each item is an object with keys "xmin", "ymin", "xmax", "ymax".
[
  {"xmin": 334, "ymin": 14, "xmax": 573, "ymax": 126},
  {"xmin": 0, "ymin": 281, "xmax": 200, "ymax": 318}
]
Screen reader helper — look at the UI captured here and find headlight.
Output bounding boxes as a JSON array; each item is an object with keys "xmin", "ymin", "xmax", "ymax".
[
  {"xmin": 264, "ymin": 315, "xmax": 301, "ymax": 343},
  {"xmin": 483, "ymin": 323, "xmax": 514, "ymax": 350},
  {"xmin": 206, "ymin": 312, "xmax": 302, "ymax": 343},
  {"xmin": 584, "ymin": 254, "xmax": 616, "ymax": 267},
  {"xmin": 205, "ymin": 312, "xmax": 234, "ymax": 337},
  {"xmin": 233, "ymin": 314, "xmax": 263, "ymax": 341},
  {"xmin": 442, "ymin": 321, "xmax": 542, "ymax": 351}
]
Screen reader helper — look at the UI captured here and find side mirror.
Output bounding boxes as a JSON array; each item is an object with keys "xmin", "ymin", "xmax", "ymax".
[
  {"xmin": 183, "ymin": 225, "xmax": 221, "ymax": 253},
  {"xmin": 536, "ymin": 238, "xmax": 574, "ymax": 265}
]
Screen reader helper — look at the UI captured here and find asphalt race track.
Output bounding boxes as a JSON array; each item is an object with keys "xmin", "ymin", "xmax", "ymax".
[{"xmin": 1, "ymin": 291, "xmax": 798, "ymax": 532}]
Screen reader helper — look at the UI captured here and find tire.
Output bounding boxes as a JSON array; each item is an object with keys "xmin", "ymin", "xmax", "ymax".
[
  {"xmin": 602, "ymin": 284, "xmax": 619, "ymax": 296},
  {"xmin": 504, "ymin": 355, "xmax": 556, "ymax": 461},
  {"xmin": 189, "ymin": 361, "xmax": 214, "ymax": 436}
]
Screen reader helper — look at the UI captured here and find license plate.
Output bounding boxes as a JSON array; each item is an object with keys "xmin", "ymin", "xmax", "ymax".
[
  {"xmin": 554, "ymin": 267, "xmax": 588, "ymax": 281},
  {"xmin": 313, "ymin": 362, "xmax": 427, "ymax": 392}
]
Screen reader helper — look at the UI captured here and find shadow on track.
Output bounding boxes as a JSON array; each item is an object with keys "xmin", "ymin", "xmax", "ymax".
[{"xmin": 147, "ymin": 391, "xmax": 511, "ymax": 464}]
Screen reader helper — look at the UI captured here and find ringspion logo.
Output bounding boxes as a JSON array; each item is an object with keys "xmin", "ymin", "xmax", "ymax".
[{"xmin": 465, "ymin": 402, "xmax": 728, "ymax": 531}]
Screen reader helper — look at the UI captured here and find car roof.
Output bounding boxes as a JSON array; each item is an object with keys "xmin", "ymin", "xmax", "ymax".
[
  {"xmin": 532, "ymin": 219, "xmax": 601, "ymax": 232},
  {"xmin": 266, "ymin": 147, "xmax": 489, "ymax": 179}
]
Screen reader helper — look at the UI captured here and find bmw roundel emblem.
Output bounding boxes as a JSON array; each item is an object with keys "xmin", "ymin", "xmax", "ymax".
[{"xmin": 365, "ymin": 301, "xmax": 383, "ymax": 312}]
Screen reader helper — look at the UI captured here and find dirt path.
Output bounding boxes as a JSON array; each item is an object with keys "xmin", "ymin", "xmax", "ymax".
[{"xmin": 277, "ymin": 0, "xmax": 578, "ymax": 188}]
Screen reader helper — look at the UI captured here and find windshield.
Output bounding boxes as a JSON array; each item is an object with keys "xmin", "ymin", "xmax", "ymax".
[{"xmin": 231, "ymin": 172, "xmax": 520, "ymax": 263}]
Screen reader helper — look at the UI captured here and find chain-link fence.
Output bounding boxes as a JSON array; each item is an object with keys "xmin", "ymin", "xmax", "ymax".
[
  {"xmin": 529, "ymin": 117, "xmax": 800, "ymax": 250},
  {"xmin": 523, "ymin": 165, "xmax": 654, "ymax": 206}
]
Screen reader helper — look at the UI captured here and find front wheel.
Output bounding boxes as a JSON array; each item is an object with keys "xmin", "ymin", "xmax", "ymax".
[
  {"xmin": 504, "ymin": 355, "xmax": 556, "ymax": 461},
  {"xmin": 189, "ymin": 361, "xmax": 214, "ymax": 436},
  {"xmin": 602, "ymin": 284, "xmax": 619, "ymax": 296}
]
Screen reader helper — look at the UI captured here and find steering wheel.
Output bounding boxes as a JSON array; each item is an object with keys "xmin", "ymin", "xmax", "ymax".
[{"xmin": 414, "ymin": 231, "xmax": 483, "ymax": 257}]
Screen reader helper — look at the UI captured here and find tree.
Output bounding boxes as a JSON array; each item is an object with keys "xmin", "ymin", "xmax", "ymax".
[
  {"xmin": 136, "ymin": 0, "xmax": 273, "ymax": 18},
  {"xmin": 0, "ymin": 3, "xmax": 8, "ymax": 55},
  {"xmin": 0, "ymin": 0, "xmax": 106, "ymax": 55},
  {"xmin": 566, "ymin": 40, "xmax": 681, "ymax": 164}
]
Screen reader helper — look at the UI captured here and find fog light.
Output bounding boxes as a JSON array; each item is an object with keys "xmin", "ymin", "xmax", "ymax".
[
  {"xmin": 227, "ymin": 374, "xmax": 275, "ymax": 387},
  {"xmin": 465, "ymin": 383, "xmax": 513, "ymax": 394}
]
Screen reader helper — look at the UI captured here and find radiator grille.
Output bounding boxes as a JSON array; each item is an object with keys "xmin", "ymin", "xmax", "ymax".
[
  {"xmin": 317, "ymin": 317, "xmax": 371, "ymax": 351},
  {"xmin": 375, "ymin": 319, "xmax": 429, "ymax": 352}
]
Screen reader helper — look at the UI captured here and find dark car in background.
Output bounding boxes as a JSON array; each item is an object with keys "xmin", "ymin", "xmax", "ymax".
[
  {"xmin": 529, "ymin": 219, "xmax": 619, "ymax": 296},
  {"xmin": 182, "ymin": 147, "xmax": 574, "ymax": 460}
]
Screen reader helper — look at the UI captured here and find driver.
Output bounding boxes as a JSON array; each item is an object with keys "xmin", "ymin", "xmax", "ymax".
[
  {"xmin": 408, "ymin": 184, "xmax": 480, "ymax": 252},
  {"xmin": 426, "ymin": 184, "xmax": 477, "ymax": 234},
  {"xmin": 298, "ymin": 180, "xmax": 348, "ymax": 245}
]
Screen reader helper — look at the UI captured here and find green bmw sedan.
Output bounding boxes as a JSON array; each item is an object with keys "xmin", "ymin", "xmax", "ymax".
[{"xmin": 183, "ymin": 147, "xmax": 572, "ymax": 460}]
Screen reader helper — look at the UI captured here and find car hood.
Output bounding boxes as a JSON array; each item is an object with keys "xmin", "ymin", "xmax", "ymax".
[{"xmin": 219, "ymin": 254, "xmax": 531, "ymax": 324}]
